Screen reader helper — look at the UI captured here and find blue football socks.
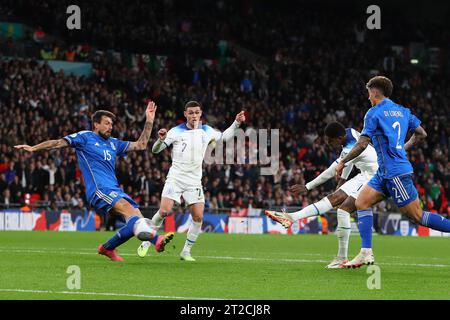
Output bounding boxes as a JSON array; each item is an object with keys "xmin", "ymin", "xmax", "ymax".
[
  {"xmin": 421, "ymin": 211, "xmax": 450, "ymax": 232},
  {"xmin": 103, "ymin": 215, "xmax": 140, "ymax": 250},
  {"xmin": 357, "ymin": 209, "xmax": 373, "ymax": 249}
]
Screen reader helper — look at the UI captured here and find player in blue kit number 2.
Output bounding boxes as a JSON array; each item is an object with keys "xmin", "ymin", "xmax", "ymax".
[
  {"xmin": 336, "ymin": 76, "xmax": 450, "ymax": 268},
  {"xmin": 14, "ymin": 102, "xmax": 174, "ymax": 262}
]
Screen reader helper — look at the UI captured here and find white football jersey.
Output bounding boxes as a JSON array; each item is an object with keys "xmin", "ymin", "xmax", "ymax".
[
  {"xmin": 339, "ymin": 128, "xmax": 378, "ymax": 177},
  {"xmin": 305, "ymin": 128, "xmax": 378, "ymax": 191},
  {"xmin": 163, "ymin": 123, "xmax": 222, "ymax": 186}
]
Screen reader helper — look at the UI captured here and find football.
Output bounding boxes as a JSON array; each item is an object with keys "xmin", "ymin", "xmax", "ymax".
[{"xmin": 133, "ymin": 218, "xmax": 156, "ymax": 241}]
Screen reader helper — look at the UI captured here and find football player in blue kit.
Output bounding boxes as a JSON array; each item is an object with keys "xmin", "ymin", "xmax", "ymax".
[
  {"xmin": 14, "ymin": 101, "xmax": 174, "ymax": 261},
  {"xmin": 336, "ymin": 76, "xmax": 450, "ymax": 268}
]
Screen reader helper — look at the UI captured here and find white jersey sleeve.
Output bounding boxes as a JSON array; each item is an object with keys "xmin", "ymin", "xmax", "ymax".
[
  {"xmin": 164, "ymin": 128, "xmax": 177, "ymax": 147},
  {"xmin": 342, "ymin": 128, "xmax": 378, "ymax": 177},
  {"xmin": 202, "ymin": 125, "xmax": 222, "ymax": 142},
  {"xmin": 305, "ymin": 160, "xmax": 338, "ymax": 190}
]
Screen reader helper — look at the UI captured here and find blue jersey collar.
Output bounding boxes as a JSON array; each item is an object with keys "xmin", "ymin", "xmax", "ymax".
[{"xmin": 93, "ymin": 131, "xmax": 109, "ymax": 141}]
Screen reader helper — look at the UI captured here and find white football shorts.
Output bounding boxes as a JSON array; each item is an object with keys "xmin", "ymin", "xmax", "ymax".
[
  {"xmin": 339, "ymin": 172, "xmax": 373, "ymax": 199},
  {"xmin": 161, "ymin": 178, "xmax": 205, "ymax": 206}
]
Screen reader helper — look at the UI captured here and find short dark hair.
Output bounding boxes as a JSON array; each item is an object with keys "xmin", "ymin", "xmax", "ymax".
[
  {"xmin": 184, "ymin": 100, "xmax": 202, "ymax": 110},
  {"xmin": 366, "ymin": 76, "xmax": 393, "ymax": 97},
  {"xmin": 324, "ymin": 122, "xmax": 346, "ymax": 139},
  {"xmin": 91, "ymin": 110, "xmax": 116, "ymax": 124}
]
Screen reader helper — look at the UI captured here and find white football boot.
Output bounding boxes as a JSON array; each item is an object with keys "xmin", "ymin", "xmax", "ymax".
[
  {"xmin": 264, "ymin": 209, "xmax": 293, "ymax": 229},
  {"xmin": 342, "ymin": 250, "xmax": 375, "ymax": 269},
  {"xmin": 325, "ymin": 257, "xmax": 349, "ymax": 269}
]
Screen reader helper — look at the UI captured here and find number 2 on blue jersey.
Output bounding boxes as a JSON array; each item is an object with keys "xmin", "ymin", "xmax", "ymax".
[{"xmin": 392, "ymin": 121, "xmax": 402, "ymax": 149}]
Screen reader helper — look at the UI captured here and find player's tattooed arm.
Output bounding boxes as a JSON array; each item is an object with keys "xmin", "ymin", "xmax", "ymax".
[
  {"xmin": 404, "ymin": 125, "xmax": 427, "ymax": 152},
  {"xmin": 129, "ymin": 101, "xmax": 157, "ymax": 151},
  {"xmin": 14, "ymin": 139, "xmax": 69, "ymax": 152},
  {"xmin": 335, "ymin": 136, "xmax": 370, "ymax": 177}
]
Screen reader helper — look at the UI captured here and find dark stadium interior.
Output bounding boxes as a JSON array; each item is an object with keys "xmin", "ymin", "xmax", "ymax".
[{"xmin": 1, "ymin": 0, "xmax": 449, "ymax": 230}]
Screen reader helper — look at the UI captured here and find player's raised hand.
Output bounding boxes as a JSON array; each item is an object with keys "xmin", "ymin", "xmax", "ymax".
[
  {"xmin": 145, "ymin": 100, "xmax": 157, "ymax": 122},
  {"xmin": 14, "ymin": 144, "xmax": 34, "ymax": 153},
  {"xmin": 289, "ymin": 184, "xmax": 308, "ymax": 195},
  {"xmin": 235, "ymin": 111, "xmax": 246, "ymax": 123},
  {"xmin": 335, "ymin": 162, "xmax": 345, "ymax": 179},
  {"xmin": 158, "ymin": 128, "xmax": 167, "ymax": 140}
]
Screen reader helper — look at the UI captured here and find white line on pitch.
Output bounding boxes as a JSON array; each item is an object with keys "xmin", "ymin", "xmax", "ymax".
[
  {"xmin": 0, "ymin": 288, "xmax": 228, "ymax": 300},
  {"xmin": 0, "ymin": 248, "xmax": 449, "ymax": 268}
]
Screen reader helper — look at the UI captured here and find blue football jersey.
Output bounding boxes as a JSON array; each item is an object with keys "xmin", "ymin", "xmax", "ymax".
[
  {"xmin": 63, "ymin": 131, "xmax": 130, "ymax": 202},
  {"xmin": 361, "ymin": 98, "xmax": 421, "ymax": 178}
]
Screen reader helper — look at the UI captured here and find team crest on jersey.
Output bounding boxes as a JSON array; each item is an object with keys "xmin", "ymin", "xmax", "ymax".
[
  {"xmin": 109, "ymin": 191, "xmax": 118, "ymax": 198},
  {"xmin": 110, "ymin": 142, "xmax": 116, "ymax": 150}
]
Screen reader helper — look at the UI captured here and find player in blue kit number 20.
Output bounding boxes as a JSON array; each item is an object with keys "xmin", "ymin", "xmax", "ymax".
[
  {"xmin": 14, "ymin": 102, "xmax": 174, "ymax": 262},
  {"xmin": 336, "ymin": 76, "xmax": 450, "ymax": 268}
]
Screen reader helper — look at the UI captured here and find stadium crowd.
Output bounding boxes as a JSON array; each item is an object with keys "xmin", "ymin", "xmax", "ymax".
[{"xmin": 0, "ymin": 1, "xmax": 449, "ymax": 217}]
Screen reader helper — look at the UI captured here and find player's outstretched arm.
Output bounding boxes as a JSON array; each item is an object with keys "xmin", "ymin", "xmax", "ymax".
[
  {"xmin": 404, "ymin": 125, "xmax": 427, "ymax": 152},
  {"xmin": 14, "ymin": 139, "xmax": 69, "ymax": 153},
  {"xmin": 128, "ymin": 101, "xmax": 157, "ymax": 151},
  {"xmin": 220, "ymin": 111, "xmax": 246, "ymax": 141},
  {"xmin": 300, "ymin": 160, "xmax": 340, "ymax": 194},
  {"xmin": 335, "ymin": 135, "xmax": 370, "ymax": 178}
]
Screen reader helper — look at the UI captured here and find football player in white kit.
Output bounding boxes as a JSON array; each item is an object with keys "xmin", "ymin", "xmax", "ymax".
[
  {"xmin": 265, "ymin": 122, "xmax": 379, "ymax": 268},
  {"xmin": 138, "ymin": 101, "xmax": 246, "ymax": 261}
]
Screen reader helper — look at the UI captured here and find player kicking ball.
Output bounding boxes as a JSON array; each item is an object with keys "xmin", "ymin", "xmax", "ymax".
[
  {"xmin": 265, "ymin": 122, "xmax": 378, "ymax": 268},
  {"xmin": 14, "ymin": 102, "xmax": 174, "ymax": 262},
  {"xmin": 336, "ymin": 76, "xmax": 450, "ymax": 268},
  {"xmin": 137, "ymin": 101, "xmax": 245, "ymax": 261}
]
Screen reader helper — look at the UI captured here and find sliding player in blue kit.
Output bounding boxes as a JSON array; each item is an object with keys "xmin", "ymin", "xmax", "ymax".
[
  {"xmin": 336, "ymin": 76, "xmax": 450, "ymax": 268},
  {"xmin": 14, "ymin": 101, "xmax": 174, "ymax": 262}
]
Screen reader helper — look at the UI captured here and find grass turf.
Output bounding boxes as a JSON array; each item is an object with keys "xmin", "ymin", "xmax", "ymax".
[{"xmin": 0, "ymin": 231, "xmax": 449, "ymax": 300}]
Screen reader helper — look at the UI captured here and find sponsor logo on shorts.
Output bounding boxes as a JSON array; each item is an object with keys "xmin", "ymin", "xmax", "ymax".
[{"xmin": 109, "ymin": 191, "xmax": 118, "ymax": 198}]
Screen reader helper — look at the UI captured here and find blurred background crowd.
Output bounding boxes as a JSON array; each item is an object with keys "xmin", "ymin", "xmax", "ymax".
[{"xmin": 0, "ymin": 0, "xmax": 449, "ymax": 217}]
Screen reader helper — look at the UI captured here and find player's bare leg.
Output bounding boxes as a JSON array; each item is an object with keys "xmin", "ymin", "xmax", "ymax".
[
  {"xmin": 399, "ymin": 197, "xmax": 450, "ymax": 233},
  {"xmin": 399, "ymin": 198, "xmax": 423, "ymax": 224},
  {"xmin": 151, "ymin": 197, "xmax": 175, "ymax": 230},
  {"xmin": 137, "ymin": 197, "xmax": 175, "ymax": 257},
  {"xmin": 343, "ymin": 185, "xmax": 384, "ymax": 269},
  {"xmin": 180, "ymin": 202, "xmax": 204, "ymax": 262},
  {"xmin": 326, "ymin": 195, "xmax": 357, "ymax": 269},
  {"xmin": 264, "ymin": 190, "xmax": 348, "ymax": 228}
]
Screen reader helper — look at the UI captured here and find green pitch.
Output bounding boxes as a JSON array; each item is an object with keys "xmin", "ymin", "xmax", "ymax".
[{"xmin": 0, "ymin": 231, "xmax": 449, "ymax": 300}]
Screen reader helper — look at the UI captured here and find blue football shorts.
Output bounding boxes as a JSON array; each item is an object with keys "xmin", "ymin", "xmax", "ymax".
[
  {"xmin": 89, "ymin": 187, "xmax": 139, "ymax": 215},
  {"xmin": 367, "ymin": 172, "xmax": 418, "ymax": 207}
]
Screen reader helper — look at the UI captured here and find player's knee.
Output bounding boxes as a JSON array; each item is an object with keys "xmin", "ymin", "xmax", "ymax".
[
  {"xmin": 355, "ymin": 197, "xmax": 369, "ymax": 211},
  {"xmin": 159, "ymin": 208, "xmax": 170, "ymax": 217},
  {"xmin": 192, "ymin": 215, "xmax": 203, "ymax": 223},
  {"xmin": 409, "ymin": 210, "xmax": 422, "ymax": 224},
  {"xmin": 327, "ymin": 193, "xmax": 345, "ymax": 207}
]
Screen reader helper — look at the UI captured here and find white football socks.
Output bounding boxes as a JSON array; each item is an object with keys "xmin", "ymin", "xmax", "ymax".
[
  {"xmin": 336, "ymin": 209, "xmax": 351, "ymax": 258},
  {"xmin": 288, "ymin": 197, "xmax": 333, "ymax": 221},
  {"xmin": 151, "ymin": 210, "xmax": 165, "ymax": 229},
  {"xmin": 182, "ymin": 220, "xmax": 202, "ymax": 255}
]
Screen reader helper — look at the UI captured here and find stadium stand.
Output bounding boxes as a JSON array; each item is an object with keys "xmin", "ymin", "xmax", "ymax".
[{"xmin": 1, "ymin": 0, "xmax": 449, "ymax": 227}]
